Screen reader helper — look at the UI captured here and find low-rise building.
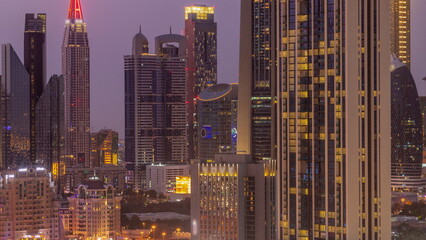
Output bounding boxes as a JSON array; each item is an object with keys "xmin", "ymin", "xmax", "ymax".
[
  {"xmin": 61, "ymin": 176, "xmax": 122, "ymax": 239},
  {"xmin": 191, "ymin": 154, "xmax": 267, "ymax": 240},
  {"xmin": 145, "ymin": 164, "xmax": 190, "ymax": 198},
  {"xmin": 0, "ymin": 167, "xmax": 60, "ymax": 240}
]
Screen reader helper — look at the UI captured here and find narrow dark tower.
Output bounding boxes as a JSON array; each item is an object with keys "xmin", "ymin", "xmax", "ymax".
[
  {"xmin": 24, "ymin": 13, "xmax": 46, "ymax": 163},
  {"xmin": 62, "ymin": 0, "xmax": 90, "ymax": 168},
  {"xmin": 185, "ymin": 5, "xmax": 217, "ymax": 161},
  {"xmin": 391, "ymin": 56, "xmax": 423, "ymax": 192}
]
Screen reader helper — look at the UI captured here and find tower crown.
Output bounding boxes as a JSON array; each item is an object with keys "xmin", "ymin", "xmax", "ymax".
[{"xmin": 67, "ymin": 0, "xmax": 84, "ymax": 21}]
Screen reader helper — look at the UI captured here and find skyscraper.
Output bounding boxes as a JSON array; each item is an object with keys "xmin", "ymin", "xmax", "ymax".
[
  {"xmin": 62, "ymin": 0, "xmax": 90, "ymax": 168},
  {"xmin": 276, "ymin": 1, "xmax": 391, "ymax": 239},
  {"xmin": 36, "ymin": 75, "xmax": 65, "ymax": 188},
  {"xmin": 238, "ymin": 0, "xmax": 277, "ymax": 238},
  {"xmin": 124, "ymin": 31, "xmax": 187, "ymax": 191},
  {"xmin": 197, "ymin": 83, "xmax": 238, "ymax": 162},
  {"xmin": 0, "ymin": 44, "xmax": 31, "ymax": 168},
  {"xmin": 391, "ymin": 0, "xmax": 411, "ymax": 68},
  {"xmin": 391, "ymin": 56, "xmax": 423, "ymax": 192},
  {"xmin": 185, "ymin": 5, "xmax": 217, "ymax": 161},
  {"xmin": 24, "ymin": 13, "xmax": 46, "ymax": 162},
  {"xmin": 124, "ymin": 30, "xmax": 148, "ymax": 179}
]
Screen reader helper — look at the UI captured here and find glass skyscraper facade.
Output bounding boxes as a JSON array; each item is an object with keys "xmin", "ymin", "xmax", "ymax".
[
  {"xmin": 276, "ymin": 1, "xmax": 391, "ymax": 239},
  {"xmin": 24, "ymin": 13, "xmax": 46, "ymax": 162},
  {"xmin": 391, "ymin": 56, "xmax": 423, "ymax": 192},
  {"xmin": 197, "ymin": 83, "xmax": 238, "ymax": 162},
  {"xmin": 0, "ymin": 44, "xmax": 31, "ymax": 168},
  {"xmin": 36, "ymin": 75, "xmax": 65, "ymax": 189}
]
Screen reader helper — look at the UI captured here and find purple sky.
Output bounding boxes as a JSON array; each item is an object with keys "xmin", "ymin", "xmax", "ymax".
[{"xmin": 1, "ymin": 0, "xmax": 426, "ymax": 138}]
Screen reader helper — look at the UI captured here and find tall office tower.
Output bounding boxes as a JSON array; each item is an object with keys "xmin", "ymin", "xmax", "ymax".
[
  {"xmin": 62, "ymin": 0, "xmax": 90, "ymax": 167},
  {"xmin": 391, "ymin": 0, "xmax": 411, "ymax": 68},
  {"xmin": 24, "ymin": 13, "xmax": 46, "ymax": 162},
  {"xmin": 238, "ymin": 0, "xmax": 277, "ymax": 238},
  {"xmin": 276, "ymin": 1, "xmax": 391, "ymax": 239},
  {"xmin": 90, "ymin": 129, "xmax": 119, "ymax": 167},
  {"xmin": 185, "ymin": 5, "xmax": 217, "ymax": 161},
  {"xmin": 0, "ymin": 44, "xmax": 31, "ymax": 168},
  {"xmin": 61, "ymin": 176, "xmax": 122, "ymax": 239},
  {"xmin": 197, "ymin": 83, "xmax": 238, "ymax": 162},
  {"xmin": 124, "ymin": 30, "xmax": 148, "ymax": 179},
  {"xmin": 0, "ymin": 167, "xmax": 60, "ymax": 240},
  {"xmin": 391, "ymin": 56, "xmax": 423, "ymax": 192},
  {"xmin": 124, "ymin": 31, "xmax": 187, "ymax": 191},
  {"xmin": 191, "ymin": 154, "xmax": 267, "ymax": 240},
  {"xmin": 36, "ymin": 75, "xmax": 65, "ymax": 189}
]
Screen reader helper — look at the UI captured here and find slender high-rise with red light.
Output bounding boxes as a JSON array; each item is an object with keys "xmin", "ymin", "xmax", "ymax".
[{"xmin": 62, "ymin": 0, "xmax": 90, "ymax": 168}]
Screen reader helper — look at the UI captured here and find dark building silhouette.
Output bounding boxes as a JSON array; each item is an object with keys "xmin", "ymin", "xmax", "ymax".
[
  {"xmin": 185, "ymin": 5, "xmax": 217, "ymax": 161},
  {"xmin": 391, "ymin": 56, "xmax": 424, "ymax": 192},
  {"xmin": 24, "ymin": 13, "xmax": 46, "ymax": 162}
]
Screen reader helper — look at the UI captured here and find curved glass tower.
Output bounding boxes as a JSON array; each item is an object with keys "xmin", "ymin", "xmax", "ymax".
[{"xmin": 391, "ymin": 56, "xmax": 423, "ymax": 192}]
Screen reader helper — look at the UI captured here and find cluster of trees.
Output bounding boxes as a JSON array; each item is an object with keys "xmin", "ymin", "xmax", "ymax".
[
  {"xmin": 392, "ymin": 201, "xmax": 426, "ymax": 220},
  {"xmin": 120, "ymin": 189, "xmax": 191, "ymax": 234},
  {"xmin": 121, "ymin": 190, "xmax": 190, "ymax": 214}
]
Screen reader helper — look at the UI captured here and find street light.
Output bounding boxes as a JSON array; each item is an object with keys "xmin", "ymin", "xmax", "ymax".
[
  {"xmin": 151, "ymin": 225, "xmax": 157, "ymax": 239},
  {"xmin": 162, "ymin": 232, "xmax": 166, "ymax": 240}
]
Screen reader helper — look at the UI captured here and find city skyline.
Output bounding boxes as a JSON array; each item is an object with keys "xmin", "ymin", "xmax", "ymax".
[
  {"xmin": 1, "ymin": 0, "xmax": 426, "ymax": 138},
  {"xmin": 0, "ymin": 0, "xmax": 240, "ymax": 138}
]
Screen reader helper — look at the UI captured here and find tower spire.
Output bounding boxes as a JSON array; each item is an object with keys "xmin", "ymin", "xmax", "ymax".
[{"xmin": 67, "ymin": 0, "xmax": 84, "ymax": 20}]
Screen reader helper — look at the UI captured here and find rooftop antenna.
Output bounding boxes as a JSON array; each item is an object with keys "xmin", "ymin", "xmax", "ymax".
[
  {"xmin": 170, "ymin": 26, "xmax": 172, "ymax": 35},
  {"xmin": 139, "ymin": 25, "xmax": 142, "ymax": 34}
]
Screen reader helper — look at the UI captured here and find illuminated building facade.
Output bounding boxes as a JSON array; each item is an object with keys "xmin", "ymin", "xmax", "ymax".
[
  {"xmin": 62, "ymin": 0, "xmax": 91, "ymax": 167},
  {"xmin": 24, "ymin": 13, "xmax": 46, "ymax": 162},
  {"xmin": 391, "ymin": 56, "xmax": 423, "ymax": 192},
  {"xmin": 391, "ymin": 0, "xmax": 410, "ymax": 68},
  {"xmin": 191, "ymin": 154, "xmax": 267, "ymax": 240},
  {"xmin": 36, "ymin": 75, "xmax": 65, "ymax": 193},
  {"xmin": 197, "ymin": 83, "xmax": 238, "ymax": 162},
  {"xmin": 90, "ymin": 129, "xmax": 119, "ymax": 167},
  {"xmin": 124, "ymin": 31, "xmax": 187, "ymax": 191},
  {"xmin": 0, "ymin": 44, "xmax": 31, "ymax": 168},
  {"xmin": 276, "ymin": 0, "xmax": 391, "ymax": 239},
  {"xmin": 238, "ymin": 0, "xmax": 277, "ymax": 238},
  {"xmin": 62, "ymin": 176, "xmax": 122, "ymax": 239},
  {"xmin": 0, "ymin": 167, "xmax": 59, "ymax": 240},
  {"xmin": 185, "ymin": 5, "xmax": 217, "ymax": 161},
  {"xmin": 145, "ymin": 164, "xmax": 190, "ymax": 194}
]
